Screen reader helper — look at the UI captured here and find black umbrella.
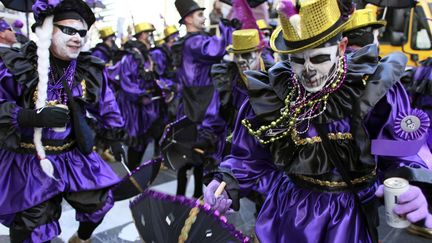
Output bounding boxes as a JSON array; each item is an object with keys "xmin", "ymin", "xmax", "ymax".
[
  {"xmin": 160, "ymin": 116, "xmax": 204, "ymax": 171},
  {"xmin": 363, "ymin": 0, "xmax": 417, "ymax": 8},
  {"xmin": 111, "ymin": 156, "xmax": 162, "ymax": 201},
  {"xmin": 220, "ymin": 0, "xmax": 267, "ymax": 8},
  {"xmin": 0, "ymin": 0, "xmax": 34, "ymax": 38},
  {"xmin": 130, "ymin": 189, "xmax": 250, "ymax": 243}
]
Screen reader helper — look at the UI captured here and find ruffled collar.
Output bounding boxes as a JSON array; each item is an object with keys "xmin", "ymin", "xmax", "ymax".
[
  {"xmin": 245, "ymin": 44, "xmax": 381, "ymax": 126},
  {"xmin": 0, "ymin": 41, "xmax": 105, "ymax": 106}
]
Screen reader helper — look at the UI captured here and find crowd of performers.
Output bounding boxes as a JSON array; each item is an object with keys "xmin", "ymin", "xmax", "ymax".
[{"xmin": 0, "ymin": 0, "xmax": 431, "ymax": 242}]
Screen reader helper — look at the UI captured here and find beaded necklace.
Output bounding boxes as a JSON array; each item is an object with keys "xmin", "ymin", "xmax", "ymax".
[
  {"xmin": 242, "ymin": 55, "xmax": 347, "ymax": 145},
  {"xmin": 47, "ymin": 59, "xmax": 77, "ymax": 105}
]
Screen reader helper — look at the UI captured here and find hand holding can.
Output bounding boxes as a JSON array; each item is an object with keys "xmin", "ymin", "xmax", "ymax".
[{"xmin": 384, "ymin": 177, "xmax": 410, "ymax": 228}]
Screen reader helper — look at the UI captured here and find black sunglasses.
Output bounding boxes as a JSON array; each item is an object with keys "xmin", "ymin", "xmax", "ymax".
[{"xmin": 54, "ymin": 24, "xmax": 87, "ymax": 37}]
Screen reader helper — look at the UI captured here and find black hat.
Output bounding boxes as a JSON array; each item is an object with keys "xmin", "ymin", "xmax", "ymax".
[
  {"xmin": 32, "ymin": 0, "xmax": 95, "ymax": 31},
  {"xmin": 175, "ymin": 0, "xmax": 205, "ymax": 24}
]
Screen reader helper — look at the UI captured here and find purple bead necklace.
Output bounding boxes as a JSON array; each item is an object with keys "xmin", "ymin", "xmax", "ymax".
[{"xmin": 48, "ymin": 59, "xmax": 77, "ymax": 104}]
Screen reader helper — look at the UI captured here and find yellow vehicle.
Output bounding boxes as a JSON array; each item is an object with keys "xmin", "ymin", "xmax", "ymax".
[{"xmin": 377, "ymin": 0, "xmax": 432, "ymax": 66}]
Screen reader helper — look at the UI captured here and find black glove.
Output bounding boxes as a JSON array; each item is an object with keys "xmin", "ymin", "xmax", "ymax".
[
  {"xmin": 107, "ymin": 140, "xmax": 126, "ymax": 162},
  {"xmin": 220, "ymin": 18, "xmax": 231, "ymax": 27},
  {"xmin": 18, "ymin": 106, "xmax": 70, "ymax": 128}
]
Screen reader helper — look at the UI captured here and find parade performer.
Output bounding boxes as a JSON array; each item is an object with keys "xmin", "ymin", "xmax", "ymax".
[
  {"xmin": 150, "ymin": 25, "xmax": 180, "ymax": 122},
  {"xmin": 204, "ymin": 0, "xmax": 432, "ymax": 242},
  {"xmin": 256, "ymin": 18, "xmax": 275, "ymax": 64},
  {"xmin": 211, "ymin": 28, "xmax": 272, "ymax": 216},
  {"xmin": 109, "ymin": 22, "xmax": 163, "ymax": 171},
  {"xmin": 172, "ymin": 0, "xmax": 234, "ymax": 198},
  {"xmin": 343, "ymin": 4, "xmax": 386, "ymax": 52},
  {"xmin": 212, "ymin": 28, "xmax": 273, "ymax": 155},
  {"xmin": 11, "ymin": 19, "xmax": 27, "ymax": 45},
  {"xmin": 91, "ymin": 26, "xmax": 119, "ymax": 65},
  {"xmin": 0, "ymin": 0, "xmax": 125, "ymax": 242},
  {"xmin": 0, "ymin": 19, "xmax": 17, "ymax": 48}
]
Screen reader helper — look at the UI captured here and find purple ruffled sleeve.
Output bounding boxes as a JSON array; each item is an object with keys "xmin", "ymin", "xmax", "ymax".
[
  {"xmin": 150, "ymin": 48, "xmax": 167, "ymax": 76},
  {"xmin": 0, "ymin": 59, "xmax": 24, "ymax": 148},
  {"xmin": 219, "ymin": 101, "xmax": 283, "ymax": 196},
  {"xmin": 117, "ymin": 54, "xmax": 149, "ymax": 99},
  {"xmin": 187, "ymin": 23, "xmax": 233, "ymax": 63},
  {"xmin": 368, "ymin": 82, "xmax": 432, "ymax": 174},
  {"xmin": 87, "ymin": 70, "xmax": 124, "ymax": 130},
  {"xmin": 91, "ymin": 49, "xmax": 110, "ymax": 64}
]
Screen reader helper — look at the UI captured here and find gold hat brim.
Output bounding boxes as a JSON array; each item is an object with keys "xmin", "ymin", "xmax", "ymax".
[
  {"xmin": 226, "ymin": 45, "xmax": 260, "ymax": 54},
  {"xmin": 344, "ymin": 20, "xmax": 387, "ymax": 33},
  {"xmin": 270, "ymin": 19, "xmax": 350, "ymax": 54}
]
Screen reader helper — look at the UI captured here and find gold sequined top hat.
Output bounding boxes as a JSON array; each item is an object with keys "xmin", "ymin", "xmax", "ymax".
[
  {"xmin": 343, "ymin": 5, "xmax": 386, "ymax": 33},
  {"xmin": 256, "ymin": 19, "xmax": 272, "ymax": 30},
  {"xmin": 99, "ymin": 26, "xmax": 115, "ymax": 39},
  {"xmin": 226, "ymin": 29, "xmax": 262, "ymax": 54},
  {"xmin": 163, "ymin": 25, "xmax": 179, "ymax": 39},
  {"xmin": 134, "ymin": 22, "xmax": 155, "ymax": 35},
  {"xmin": 270, "ymin": 0, "xmax": 350, "ymax": 54}
]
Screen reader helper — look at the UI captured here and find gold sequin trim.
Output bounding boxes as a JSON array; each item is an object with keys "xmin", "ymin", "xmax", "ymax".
[
  {"xmin": 20, "ymin": 141, "xmax": 75, "ymax": 151},
  {"xmin": 32, "ymin": 79, "xmax": 87, "ymax": 104},
  {"xmin": 294, "ymin": 170, "xmax": 376, "ymax": 188},
  {"xmin": 294, "ymin": 132, "xmax": 353, "ymax": 145}
]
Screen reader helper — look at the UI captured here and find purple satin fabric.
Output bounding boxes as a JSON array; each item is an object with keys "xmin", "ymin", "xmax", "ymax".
[
  {"xmin": 26, "ymin": 220, "xmax": 61, "ymax": 243},
  {"xmin": 219, "ymin": 79, "xmax": 432, "ymax": 242},
  {"xmin": 92, "ymin": 49, "xmax": 110, "ymax": 63},
  {"xmin": 175, "ymin": 24, "xmax": 233, "ymax": 159},
  {"xmin": 0, "ymin": 19, "xmax": 11, "ymax": 32},
  {"xmin": 108, "ymin": 54, "xmax": 160, "ymax": 149},
  {"xmin": 412, "ymin": 94, "xmax": 432, "ymax": 150},
  {"xmin": 176, "ymin": 24, "xmax": 233, "ymax": 87},
  {"xmin": 76, "ymin": 190, "xmax": 114, "ymax": 223},
  {"xmin": 0, "ymin": 57, "xmax": 122, "ymax": 238},
  {"xmin": 150, "ymin": 48, "xmax": 167, "ymax": 77},
  {"xmin": 0, "ymin": 148, "xmax": 120, "ymax": 215},
  {"xmin": 256, "ymin": 176, "xmax": 375, "ymax": 242}
]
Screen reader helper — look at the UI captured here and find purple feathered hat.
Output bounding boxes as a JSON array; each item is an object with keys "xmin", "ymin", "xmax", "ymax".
[
  {"xmin": 0, "ymin": 18, "xmax": 11, "ymax": 32},
  {"xmin": 32, "ymin": 0, "xmax": 95, "ymax": 31}
]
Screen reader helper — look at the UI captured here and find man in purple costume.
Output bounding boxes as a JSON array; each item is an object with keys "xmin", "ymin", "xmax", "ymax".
[
  {"xmin": 11, "ymin": 19, "xmax": 29, "ymax": 45},
  {"xmin": 0, "ymin": 19, "xmax": 17, "ymax": 48},
  {"xmin": 204, "ymin": 0, "xmax": 432, "ymax": 242},
  {"xmin": 211, "ymin": 28, "xmax": 273, "ymax": 216},
  {"xmin": 91, "ymin": 26, "xmax": 119, "ymax": 65},
  {"xmin": 149, "ymin": 25, "xmax": 180, "ymax": 122},
  {"xmin": 172, "ymin": 0, "xmax": 234, "ymax": 197},
  {"xmin": 108, "ymin": 22, "xmax": 164, "ymax": 171},
  {"xmin": 0, "ymin": 0, "xmax": 125, "ymax": 242}
]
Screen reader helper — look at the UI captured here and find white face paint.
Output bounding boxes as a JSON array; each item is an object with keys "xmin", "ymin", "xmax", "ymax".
[
  {"xmin": 290, "ymin": 45, "xmax": 339, "ymax": 93},
  {"xmin": 50, "ymin": 19, "xmax": 87, "ymax": 60},
  {"xmin": 191, "ymin": 10, "xmax": 206, "ymax": 31},
  {"xmin": 373, "ymin": 28, "xmax": 380, "ymax": 46},
  {"xmin": 234, "ymin": 51, "xmax": 261, "ymax": 72}
]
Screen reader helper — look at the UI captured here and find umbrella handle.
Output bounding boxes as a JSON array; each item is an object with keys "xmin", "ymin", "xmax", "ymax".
[
  {"xmin": 193, "ymin": 148, "xmax": 205, "ymax": 154},
  {"xmin": 214, "ymin": 181, "xmax": 226, "ymax": 197}
]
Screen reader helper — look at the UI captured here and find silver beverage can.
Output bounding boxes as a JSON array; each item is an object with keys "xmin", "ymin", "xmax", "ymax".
[{"xmin": 383, "ymin": 177, "xmax": 410, "ymax": 228}]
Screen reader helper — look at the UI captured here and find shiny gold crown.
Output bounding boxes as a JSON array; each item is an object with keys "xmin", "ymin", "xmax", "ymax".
[
  {"xmin": 163, "ymin": 25, "xmax": 179, "ymax": 38},
  {"xmin": 256, "ymin": 19, "xmax": 271, "ymax": 30},
  {"xmin": 344, "ymin": 6, "xmax": 386, "ymax": 32},
  {"xmin": 271, "ymin": 0, "xmax": 349, "ymax": 53},
  {"xmin": 134, "ymin": 22, "xmax": 155, "ymax": 35},
  {"xmin": 99, "ymin": 26, "xmax": 115, "ymax": 39},
  {"xmin": 226, "ymin": 29, "xmax": 261, "ymax": 54}
]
